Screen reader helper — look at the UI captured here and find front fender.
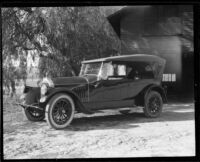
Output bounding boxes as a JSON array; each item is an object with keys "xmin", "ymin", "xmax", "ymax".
[{"xmin": 44, "ymin": 87, "xmax": 94, "ymax": 114}]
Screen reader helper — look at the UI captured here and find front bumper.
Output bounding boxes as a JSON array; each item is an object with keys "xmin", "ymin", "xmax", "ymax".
[
  {"xmin": 16, "ymin": 94, "xmax": 44, "ymax": 111},
  {"xmin": 16, "ymin": 102, "xmax": 44, "ymax": 111}
]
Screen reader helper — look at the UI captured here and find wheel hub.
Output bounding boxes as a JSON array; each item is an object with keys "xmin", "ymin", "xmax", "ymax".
[
  {"xmin": 150, "ymin": 97, "xmax": 160, "ymax": 113},
  {"xmin": 52, "ymin": 99, "xmax": 72, "ymax": 125}
]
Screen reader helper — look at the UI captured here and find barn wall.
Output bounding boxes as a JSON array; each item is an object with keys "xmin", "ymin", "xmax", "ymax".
[{"xmin": 118, "ymin": 5, "xmax": 193, "ymax": 93}]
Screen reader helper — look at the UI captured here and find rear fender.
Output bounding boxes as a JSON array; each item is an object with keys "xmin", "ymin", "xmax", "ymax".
[{"xmin": 135, "ymin": 84, "xmax": 167, "ymax": 106}]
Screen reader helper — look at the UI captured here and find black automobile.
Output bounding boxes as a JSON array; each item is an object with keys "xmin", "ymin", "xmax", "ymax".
[{"xmin": 19, "ymin": 54, "xmax": 167, "ymax": 129}]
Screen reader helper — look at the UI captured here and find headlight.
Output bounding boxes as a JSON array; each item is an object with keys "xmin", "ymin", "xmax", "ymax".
[
  {"xmin": 40, "ymin": 83, "xmax": 48, "ymax": 96},
  {"xmin": 39, "ymin": 77, "xmax": 54, "ymax": 96},
  {"xmin": 39, "ymin": 77, "xmax": 54, "ymax": 87}
]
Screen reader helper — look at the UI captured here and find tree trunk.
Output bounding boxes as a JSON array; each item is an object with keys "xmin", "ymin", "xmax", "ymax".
[{"xmin": 10, "ymin": 79, "xmax": 16, "ymax": 98}]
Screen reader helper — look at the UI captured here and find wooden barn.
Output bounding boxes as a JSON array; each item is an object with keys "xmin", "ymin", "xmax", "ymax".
[{"xmin": 107, "ymin": 5, "xmax": 194, "ymax": 95}]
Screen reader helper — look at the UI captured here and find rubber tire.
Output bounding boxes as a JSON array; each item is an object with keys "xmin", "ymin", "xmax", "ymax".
[
  {"xmin": 24, "ymin": 108, "xmax": 45, "ymax": 121},
  {"xmin": 24, "ymin": 88, "xmax": 45, "ymax": 121},
  {"xmin": 45, "ymin": 93, "xmax": 75, "ymax": 130},
  {"xmin": 143, "ymin": 91, "xmax": 163, "ymax": 118}
]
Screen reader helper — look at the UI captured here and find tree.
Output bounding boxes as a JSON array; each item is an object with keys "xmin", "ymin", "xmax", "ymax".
[
  {"xmin": 2, "ymin": 7, "xmax": 121, "ymax": 96},
  {"xmin": 2, "ymin": 7, "xmax": 47, "ymax": 96},
  {"xmin": 38, "ymin": 7, "xmax": 121, "ymax": 77}
]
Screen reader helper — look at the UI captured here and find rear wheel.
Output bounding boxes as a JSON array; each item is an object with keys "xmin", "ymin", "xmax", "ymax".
[
  {"xmin": 45, "ymin": 94, "xmax": 75, "ymax": 130},
  {"xmin": 143, "ymin": 91, "xmax": 163, "ymax": 118}
]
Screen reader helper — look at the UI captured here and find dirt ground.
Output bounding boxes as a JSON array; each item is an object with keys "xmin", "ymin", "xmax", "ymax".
[{"xmin": 3, "ymin": 96, "xmax": 195, "ymax": 159}]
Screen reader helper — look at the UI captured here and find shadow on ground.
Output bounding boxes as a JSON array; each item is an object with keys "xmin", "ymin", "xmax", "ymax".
[
  {"xmin": 68, "ymin": 108, "xmax": 194, "ymax": 131},
  {"xmin": 4, "ymin": 103, "xmax": 194, "ymax": 133}
]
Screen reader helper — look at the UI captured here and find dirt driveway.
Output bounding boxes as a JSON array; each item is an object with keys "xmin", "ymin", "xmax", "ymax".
[{"xmin": 3, "ymin": 101, "xmax": 195, "ymax": 159}]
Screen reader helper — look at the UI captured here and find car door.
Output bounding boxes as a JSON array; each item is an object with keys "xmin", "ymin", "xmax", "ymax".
[
  {"xmin": 100, "ymin": 77, "xmax": 130, "ymax": 101},
  {"xmin": 99, "ymin": 63, "xmax": 130, "ymax": 101},
  {"xmin": 127, "ymin": 62, "xmax": 156, "ymax": 98}
]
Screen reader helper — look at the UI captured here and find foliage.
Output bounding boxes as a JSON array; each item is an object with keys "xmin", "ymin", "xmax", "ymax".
[
  {"xmin": 2, "ymin": 7, "xmax": 121, "ymax": 95},
  {"xmin": 38, "ymin": 7, "xmax": 121, "ymax": 77},
  {"xmin": 2, "ymin": 7, "xmax": 45, "ymax": 95}
]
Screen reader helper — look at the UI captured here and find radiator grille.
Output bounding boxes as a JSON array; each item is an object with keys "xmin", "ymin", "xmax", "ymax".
[{"xmin": 72, "ymin": 86, "xmax": 88, "ymax": 102}]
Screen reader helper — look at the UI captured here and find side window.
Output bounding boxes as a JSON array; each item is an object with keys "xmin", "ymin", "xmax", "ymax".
[
  {"xmin": 101, "ymin": 62, "xmax": 126, "ymax": 80},
  {"xmin": 115, "ymin": 64, "xmax": 126, "ymax": 76},
  {"xmin": 126, "ymin": 62, "xmax": 154, "ymax": 80},
  {"xmin": 126, "ymin": 66, "xmax": 136, "ymax": 79},
  {"xmin": 151, "ymin": 62, "xmax": 163, "ymax": 78},
  {"xmin": 143, "ymin": 64, "xmax": 154, "ymax": 79},
  {"xmin": 101, "ymin": 62, "xmax": 113, "ymax": 80}
]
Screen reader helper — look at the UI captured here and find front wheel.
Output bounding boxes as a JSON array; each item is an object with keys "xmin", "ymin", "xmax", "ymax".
[
  {"xmin": 24, "ymin": 105, "xmax": 45, "ymax": 121},
  {"xmin": 24, "ymin": 88, "xmax": 45, "ymax": 121},
  {"xmin": 45, "ymin": 93, "xmax": 75, "ymax": 130},
  {"xmin": 143, "ymin": 91, "xmax": 163, "ymax": 118}
]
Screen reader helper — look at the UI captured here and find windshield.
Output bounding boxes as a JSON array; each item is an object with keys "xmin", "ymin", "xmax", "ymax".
[{"xmin": 79, "ymin": 62, "xmax": 102, "ymax": 76}]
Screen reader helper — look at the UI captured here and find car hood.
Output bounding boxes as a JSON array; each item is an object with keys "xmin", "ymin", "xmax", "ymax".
[
  {"xmin": 52, "ymin": 75, "xmax": 98, "ymax": 87},
  {"xmin": 25, "ymin": 75, "xmax": 98, "ymax": 88}
]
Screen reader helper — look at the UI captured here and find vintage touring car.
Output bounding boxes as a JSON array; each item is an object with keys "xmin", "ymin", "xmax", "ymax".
[{"xmin": 19, "ymin": 54, "xmax": 167, "ymax": 129}]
